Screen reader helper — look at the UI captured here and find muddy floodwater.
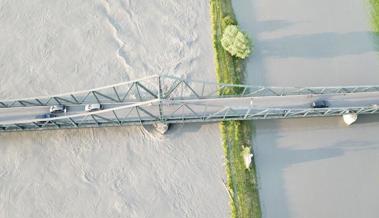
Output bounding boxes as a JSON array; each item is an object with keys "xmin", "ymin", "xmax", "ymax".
[
  {"xmin": 234, "ymin": 0, "xmax": 379, "ymax": 217},
  {"xmin": 0, "ymin": 1, "xmax": 229, "ymax": 217}
]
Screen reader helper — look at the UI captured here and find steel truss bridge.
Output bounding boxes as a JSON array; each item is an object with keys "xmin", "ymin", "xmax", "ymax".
[{"xmin": 0, "ymin": 75, "xmax": 378, "ymax": 132}]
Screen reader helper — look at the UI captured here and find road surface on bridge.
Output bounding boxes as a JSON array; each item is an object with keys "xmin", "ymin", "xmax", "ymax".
[{"xmin": 0, "ymin": 91, "xmax": 378, "ymax": 128}]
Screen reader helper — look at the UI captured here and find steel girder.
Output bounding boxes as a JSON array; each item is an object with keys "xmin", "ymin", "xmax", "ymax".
[
  {"xmin": 0, "ymin": 100, "xmax": 378, "ymax": 132},
  {"xmin": 1, "ymin": 75, "xmax": 379, "ymax": 108},
  {"xmin": 0, "ymin": 75, "xmax": 379, "ymax": 132}
]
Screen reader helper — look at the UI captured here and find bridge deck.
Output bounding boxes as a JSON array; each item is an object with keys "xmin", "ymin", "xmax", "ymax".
[{"xmin": 0, "ymin": 88, "xmax": 378, "ymax": 132}]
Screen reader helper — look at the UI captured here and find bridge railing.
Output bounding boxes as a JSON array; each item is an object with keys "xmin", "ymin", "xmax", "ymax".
[
  {"xmin": 1, "ymin": 99, "xmax": 378, "ymax": 132},
  {"xmin": 0, "ymin": 75, "xmax": 161, "ymax": 108},
  {"xmin": 1, "ymin": 75, "xmax": 379, "ymax": 108},
  {"xmin": 161, "ymin": 75, "xmax": 379, "ymax": 98}
]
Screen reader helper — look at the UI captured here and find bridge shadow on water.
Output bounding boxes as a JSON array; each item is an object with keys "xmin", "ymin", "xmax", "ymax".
[
  {"xmin": 259, "ymin": 32, "xmax": 379, "ymax": 58},
  {"xmin": 251, "ymin": 116, "xmax": 379, "ymax": 218},
  {"xmin": 234, "ymin": 0, "xmax": 379, "ymax": 86},
  {"xmin": 355, "ymin": 114, "xmax": 379, "ymax": 125},
  {"xmin": 235, "ymin": 0, "xmax": 378, "ymax": 59}
]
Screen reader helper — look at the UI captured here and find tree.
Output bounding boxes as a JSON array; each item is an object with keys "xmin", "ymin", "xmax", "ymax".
[{"xmin": 221, "ymin": 25, "xmax": 251, "ymax": 59}]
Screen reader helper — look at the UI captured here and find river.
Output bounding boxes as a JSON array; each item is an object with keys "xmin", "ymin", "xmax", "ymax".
[
  {"xmin": 0, "ymin": 1, "xmax": 229, "ymax": 217},
  {"xmin": 234, "ymin": 0, "xmax": 379, "ymax": 217}
]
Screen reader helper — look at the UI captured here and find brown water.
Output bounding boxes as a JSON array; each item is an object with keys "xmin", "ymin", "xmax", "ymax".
[
  {"xmin": 234, "ymin": 0, "xmax": 379, "ymax": 217},
  {"xmin": 0, "ymin": 1, "xmax": 229, "ymax": 217}
]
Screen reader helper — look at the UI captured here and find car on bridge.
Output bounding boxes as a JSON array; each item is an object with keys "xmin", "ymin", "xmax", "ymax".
[
  {"xmin": 311, "ymin": 100, "xmax": 329, "ymax": 108},
  {"xmin": 50, "ymin": 105, "xmax": 67, "ymax": 113},
  {"xmin": 35, "ymin": 113, "xmax": 56, "ymax": 125},
  {"xmin": 85, "ymin": 103, "xmax": 103, "ymax": 112}
]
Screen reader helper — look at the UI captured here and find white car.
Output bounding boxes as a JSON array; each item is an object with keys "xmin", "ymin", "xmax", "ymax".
[
  {"xmin": 85, "ymin": 103, "xmax": 103, "ymax": 112},
  {"xmin": 50, "ymin": 105, "xmax": 66, "ymax": 113}
]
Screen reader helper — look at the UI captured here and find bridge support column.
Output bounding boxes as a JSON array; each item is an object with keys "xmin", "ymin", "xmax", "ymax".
[{"xmin": 153, "ymin": 122, "xmax": 170, "ymax": 134}]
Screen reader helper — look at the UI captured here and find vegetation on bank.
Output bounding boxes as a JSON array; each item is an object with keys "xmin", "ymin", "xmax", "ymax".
[
  {"xmin": 221, "ymin": 25, "xmax": 251, "ymax": 59},
  {"xmin": 369, "ymin": 0, "xmax": 379, "ymax": 51},
  {"xmin": 369, "ymin": 0, "xmax": 379, "ymax": 33},
  {"xmin": 210, "ymin": 0, "xmax": 261, "ymax": 217}
]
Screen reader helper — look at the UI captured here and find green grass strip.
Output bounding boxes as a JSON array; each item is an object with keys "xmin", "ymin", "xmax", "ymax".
[
  {"xmin": 210, "ymin": 0, "xmax": 261, "ymax": 217},
  {"xmin": 369, "ymin": 0, "xmax": 379, "ymax": 33},
  {"xmin": 369, "ymin": 0, "xmax": 379, "ymax": 54}
]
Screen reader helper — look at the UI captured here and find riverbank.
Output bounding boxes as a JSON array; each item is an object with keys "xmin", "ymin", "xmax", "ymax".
[
  {"xmin": 370, "ymin": 0, "xmax": 379, "ymax": 33},
  {"xmin": 210, "ymin": 0, "xmax": 261, "ymax": 217},
  {"xmin": 370, "ymin": 0, "xmax": 379, "ymax": 49}
]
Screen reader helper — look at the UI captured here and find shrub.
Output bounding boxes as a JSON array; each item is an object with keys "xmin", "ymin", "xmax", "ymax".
[
  {"xmin": 221, "ymin": 25, "xmax": 251, "ymax": 59},
  {"xmin": 222, "ymin": 15, "xmax": 236, "ymax": 27}
]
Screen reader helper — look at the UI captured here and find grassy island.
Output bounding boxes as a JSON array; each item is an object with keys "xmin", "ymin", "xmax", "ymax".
[{"xmin": 210, "ymin": 0, "xmax": 261, "ymax": 217}]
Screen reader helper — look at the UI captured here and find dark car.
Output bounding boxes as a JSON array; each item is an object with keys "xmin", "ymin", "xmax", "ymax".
[
  {"xmin": 311, "ymin": 100, "xmax": 329, "ymax": 108},
  {"xmin": 35, "ymin": 113, "xmax": 56, "ymax": 125}
]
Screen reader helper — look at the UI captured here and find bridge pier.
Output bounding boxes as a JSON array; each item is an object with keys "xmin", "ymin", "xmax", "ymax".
[{"xmin": 153, "ymin": 122, "xmax": 171, "ymax": 134}]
